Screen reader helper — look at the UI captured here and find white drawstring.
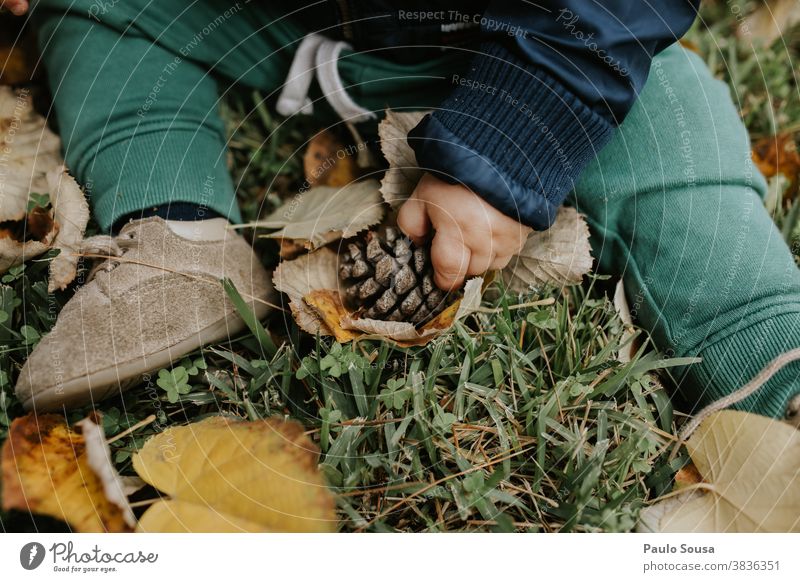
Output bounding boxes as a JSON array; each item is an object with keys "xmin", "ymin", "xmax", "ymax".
[{"xmin": 277, "ymin": 33, "xmax": 376, "ymax": 124}]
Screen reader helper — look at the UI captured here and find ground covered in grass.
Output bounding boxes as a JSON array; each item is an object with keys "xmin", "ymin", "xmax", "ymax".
[{"xmin": 2, "ymin": 0, "xmax": 799, "ymax": 532}]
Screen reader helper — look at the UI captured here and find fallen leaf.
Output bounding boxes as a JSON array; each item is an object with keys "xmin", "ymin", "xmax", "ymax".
[
  {"xmin": 0, "ymin": 87, "xmax": 89, "ymax": 283},
  {"xmin": 637, "ymin": 410, "xmax": 800, "ymax": 532},
  {"xmin": 673, "ymin": 461, "xmax": 703, "ymax": 489},
  {"xmin": 378, "ymin": 109, "xmax": 429, "ymax": 209},
  {"xmin": 612, "ymin": 279, "xmax": 640, "ymax": 363},
  {"xmin": 75, "ymin": 415, "xmax": 140, "ymax": 527},
  {"xmin": 46, "ymin": 167, "xmax": 90, "ymax": 291},
  {"xmin": 303, "ymin": 289, "xmax": 360, "ymax": 343},
  {"xmin": 303, "ymin": 129, "xmax": 360, "ymax": 187},
  {"xmin": 0, "ymin": 228, "xmax": 54, "ymax": 273},
  {"xmin": 752, "ymin": 133, "xmax": 800, "ymax": 198},
  {"xmin": 278, "ymin": 238, "xmax": 307, "ymax": 260},
  {"xmin": 1, "ymin": 413, "xmax": 135, "ymax": 532},
  {"xmin": 501, "ymin": 207, "xmax": 594, "ymax": 292},
  {"xmin": 0, "ymin": 46, "xmax": 29, "ymax": 85},
  {"xmin": 677, "ymin": 38, "xmax": 701, "ymax": 54},
  {"xmin": 132, "ymin": 416, "xmax": 336, "ymax": 532},
  {"xmin": 0, "ymin": 87, "xmax": 62, "ymax": 220},
  {"xmin": 741, "ymin": 0, "xmax": 800, "ymax": 46},
  {"xmin": 252, "ymin": 180, "xmax": 384, "ymax": 249},
  {"xmin": 274, "ymin": 247, "xmax": 340, "ymax": 335},
  {"xmin": 636, "ymin": 490, "xmax": 702, "ymax": 533}
]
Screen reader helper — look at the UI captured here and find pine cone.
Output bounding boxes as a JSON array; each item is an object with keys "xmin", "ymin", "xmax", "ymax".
[{"xmin": 338, "ymin": 228, "xmax": 451, "ymax": 325}]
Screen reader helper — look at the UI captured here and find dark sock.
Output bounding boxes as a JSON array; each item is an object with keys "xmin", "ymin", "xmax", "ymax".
[{"xmin": 112, "ymin": 203, "xmax": 223, "ymax": 234}]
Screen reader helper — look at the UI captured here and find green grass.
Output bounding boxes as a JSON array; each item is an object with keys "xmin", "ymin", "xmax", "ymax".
[
  {"xmin": 2, "ymin": 0, "xmax": 800, "ymax": 532},
  {"xmin": 684, "ymin": 0, "xmax": 800, "ymax": 244}
]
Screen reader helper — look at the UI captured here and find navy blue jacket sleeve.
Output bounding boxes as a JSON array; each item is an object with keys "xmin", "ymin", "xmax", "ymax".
[{"xmin": 408, "ymin": 0, "xmax": 700, "ymax": 230}]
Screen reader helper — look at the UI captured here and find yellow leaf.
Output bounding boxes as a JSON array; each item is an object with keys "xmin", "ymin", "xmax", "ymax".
[
  {"xmin": 131, "ymin": 499, "xmax": 273, "ymax": 533},
  {"xmin": 303, "ymin": 129, "xmax": 360, "ymax": 187},
  {"xmin": 303, "ymin": 289, "xmax": 361, "ymax": 343},
  {"xmin": 638, "ymin": 410, "xmax": 800, "ymax": 532},
  {"xmin": 1, "ymin": 413, "xmax": 134, "ymax": 532},
  {"xmin": 274, "ymin": 248, "xmax": 339, "ymax": 336},
  {"xmin": 133, "ymin": 416, "xmax": 336, "ymax": 533}
]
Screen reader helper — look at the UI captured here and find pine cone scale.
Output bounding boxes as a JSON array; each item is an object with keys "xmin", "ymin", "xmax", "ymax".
[{"xmin": 339, "ymin": 228, "xmax": 452, "ymax": 326}]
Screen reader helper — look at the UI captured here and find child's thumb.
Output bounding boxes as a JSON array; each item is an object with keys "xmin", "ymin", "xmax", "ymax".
[{"xmin": 397, "ymin": 193, "xmax": 431, "ymax": 246}]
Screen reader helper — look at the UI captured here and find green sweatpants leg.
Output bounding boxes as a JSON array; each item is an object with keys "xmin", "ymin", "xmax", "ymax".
[
  {"xmin": 34, "ymin": 0, "xmax": 459, "ymax": 231},
  {"xmin": 571, "ymin": 45, "xmax": 800, "ymax": 418}
]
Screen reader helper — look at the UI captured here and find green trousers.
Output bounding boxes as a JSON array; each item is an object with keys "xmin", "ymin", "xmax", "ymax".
[{"xmin": 35, "ymin": 0, "xmax": 800, "ymax": 418}]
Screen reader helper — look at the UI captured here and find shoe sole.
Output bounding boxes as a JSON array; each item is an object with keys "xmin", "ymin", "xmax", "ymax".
[{"xmin": 22, "ymin": 302, "xmax": 272, "ymax": 412}]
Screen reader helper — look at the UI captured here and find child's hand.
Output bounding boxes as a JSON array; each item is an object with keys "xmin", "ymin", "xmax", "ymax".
[
  {"xmin": 398, "ymin": 173, "xmax": 531, "ymax": 291},
  {"xmin": 1, "ymin": 0, "xmax": 28, "ymax": 15}
]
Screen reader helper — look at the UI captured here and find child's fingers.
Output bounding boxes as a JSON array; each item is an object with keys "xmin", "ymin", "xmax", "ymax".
[
  {"xmin": 397, "ymin": 193, "xmax": 431, "ymax": 245},
  {"xmin": 467, "ymin": 251, "xmax": 495, "ymax": 276},
  {"xmin": 1, "ymin": 0, "xmax": 28, "ymax": 15},
  {"xmin": 431, "ymin": 232, "xmax": 470, "ymax": 291},
  {"xmin": 489, "ymin": 254, "xmax": 514, "ymax": 270}
]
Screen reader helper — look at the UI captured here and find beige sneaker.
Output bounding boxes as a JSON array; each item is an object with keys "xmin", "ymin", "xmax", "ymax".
[{"xmin": 15, "ymin": 217, "xmax": 274, "ymax": 412}]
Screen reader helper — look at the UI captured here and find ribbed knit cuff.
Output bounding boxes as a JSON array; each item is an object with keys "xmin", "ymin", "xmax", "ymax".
[
  {"xmin": 91, "ymin": 129, "xmax": 240, "ymax": 232},
  {"xmin": 677, "ymin": 309, "xmax": 800, "ymax": 419},
  {"xmin": 408, "ymin": 42, "xmax": 615, "ymax": 230}
]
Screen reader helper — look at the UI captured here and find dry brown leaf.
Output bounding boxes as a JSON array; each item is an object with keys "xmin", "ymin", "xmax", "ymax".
[
  {"xmin": 47, "ymin": 167, "xmax": 90, "ymax": 291},
  {"xmin": 341, "ymin": 277, "xmax": 483, "ymax": 346},
  {"xmin": 637, "ymin": 410, "xmax": 800, "ymax": 532},
  {"xmin": 752, "ymin": 133, "xmax": 800, "ymax": 198},
  {"xmin": 0, "ymin": 229, "xmax": 54, "ymax": 273},
  {"xmin": 0, "ymin": 45, "xmax": 29, "ymax": 86},
  {"xmin": 501, "ymin": 207, "xmax": 593, "ymax": 292},
  {"xmin": 274, "ymin": 247, "xmax": 339, "ymax": 335},
  {"xmin": 252, "ymin": 180, "xmax": 384, "ymax": 249},
  {"xmin": 378, "ymin": 109, "xmax": 429, "ymax": 208},
  {"xmin": 673, "ymin": 461, "xmax": 703, "ymax": 490},
  {"xmin": 677, "ymin": 38, "xmax": 701, "ymax": 54},
  {"xmin": 132, "ymin": 416, "xmax": 336, "ymax": 533},
  {"xmin": 1, "ymin": 413, "xmax": 135, "ymax": 532},
  {"xmin": 303, "ymin": 129, "xmax": 360, "ymax": 187},
  {"xmin": 0, "ymin": 87, "xmax": 90, "ymax": 281},
  {"xmin": 741, "ymin": 0, "xmax": 800, "ymax": 46},
  {"xmin": 303, "ymin": 289, "xmax": 361, "ymax": 343},
  {"xmin": 0, "ymin": 87, "xmax": 62, "ymax": 218},
  {"xmin": 278, "ymin": 238, "xmax": 307, "ymax": 260}
]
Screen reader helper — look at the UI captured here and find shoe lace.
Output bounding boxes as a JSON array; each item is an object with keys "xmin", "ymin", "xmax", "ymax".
[{"xmin": 81, "ymin": 229, "xmax": 140, "ymax": 282}]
